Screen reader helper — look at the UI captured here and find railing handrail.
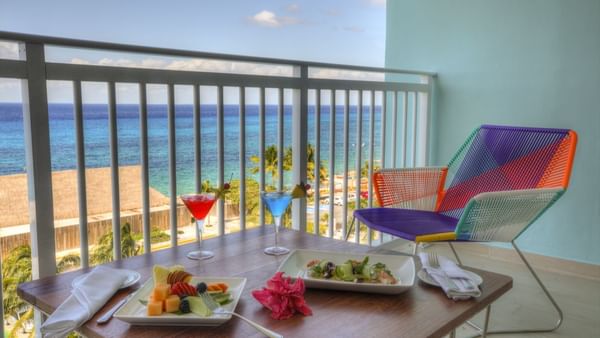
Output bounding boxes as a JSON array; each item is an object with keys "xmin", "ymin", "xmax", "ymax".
[{"xmin": 0, "ymin": 30, "xmax": 437, "ymax": 77}]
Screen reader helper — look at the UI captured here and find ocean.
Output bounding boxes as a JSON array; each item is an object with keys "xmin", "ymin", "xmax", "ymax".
[{"xmin": 0, "ymin": 103, "xmax": 382, "ymax": 196}]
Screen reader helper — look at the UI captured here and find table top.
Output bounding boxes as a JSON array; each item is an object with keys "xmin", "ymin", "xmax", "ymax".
[{"xmin": 18, "ymin": 228, "xmax": 512, "ymax": 338}]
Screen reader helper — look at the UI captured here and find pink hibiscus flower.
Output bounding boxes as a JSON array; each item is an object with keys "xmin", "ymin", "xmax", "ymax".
[{"xmin": 252, "ymin": 272, "xmax": 313, "ymax": 320}]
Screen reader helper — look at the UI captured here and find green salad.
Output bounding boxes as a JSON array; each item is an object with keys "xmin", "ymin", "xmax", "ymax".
[{"xmin": 306, "ymin": 256, "xmax": 398, "ymax": 284}]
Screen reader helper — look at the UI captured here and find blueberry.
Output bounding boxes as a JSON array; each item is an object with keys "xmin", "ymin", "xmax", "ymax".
[
  {"xmin": 179, "ymin": 299, "xmax": 191, "ymax": 313},
  {"xmin": 196, "ymin": 282, "xmax": 207, "ymax": 294}
]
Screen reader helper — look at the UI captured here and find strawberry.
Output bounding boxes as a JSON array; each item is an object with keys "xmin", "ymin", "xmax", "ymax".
[{"xmin": 170, "ymin": 282, "xmax": 198, "ymax": 297}]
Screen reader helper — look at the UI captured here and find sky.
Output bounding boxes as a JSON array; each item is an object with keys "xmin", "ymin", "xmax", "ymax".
[{"xmin": 0, "ymin": 0, "xmax": 387, "ymax": 103}]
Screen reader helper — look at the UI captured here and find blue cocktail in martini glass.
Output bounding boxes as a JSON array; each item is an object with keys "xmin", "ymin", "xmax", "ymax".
[{"xmin": 261, "ymin": 191, "xmax": 293, "ymax": 255}]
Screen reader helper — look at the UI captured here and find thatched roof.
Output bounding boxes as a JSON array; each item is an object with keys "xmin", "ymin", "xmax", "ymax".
[{"xmin": 0, "ymin": 166, "xmax": 170, "ymax": 228}]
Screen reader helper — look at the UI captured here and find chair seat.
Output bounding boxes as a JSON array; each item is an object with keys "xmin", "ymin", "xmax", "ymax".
[{"xmin": 353, "ymin": 208, "xmax": 459, "ymax": 241}]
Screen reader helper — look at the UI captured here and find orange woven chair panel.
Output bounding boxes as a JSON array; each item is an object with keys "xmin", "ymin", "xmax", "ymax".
[{"xmin": 373, "ymin": 167, "xmax": 447, "ymax": 210}]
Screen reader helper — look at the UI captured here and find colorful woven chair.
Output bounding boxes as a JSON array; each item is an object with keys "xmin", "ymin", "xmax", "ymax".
[{"xmin": 347, "ymin": 125, "xmax": 577, "ymax": 335}]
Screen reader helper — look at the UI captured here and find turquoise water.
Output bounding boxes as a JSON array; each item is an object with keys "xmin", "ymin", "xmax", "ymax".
[
  {"xmin": 0, "ymin": 103, "xmax": 382, "ymax": 196},
  {"xmin": 261, "ymin": 192, "xmax": 293, "ymax": 217}
]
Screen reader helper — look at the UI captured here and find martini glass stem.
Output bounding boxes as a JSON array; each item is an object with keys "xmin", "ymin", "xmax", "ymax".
[
  {"xmin": 273, "ymin": 216, "xmax": 281, "ymax": 249},
  {"xmin": 196, "ymin": 219, "xmax": 205, "ymax": 248}
]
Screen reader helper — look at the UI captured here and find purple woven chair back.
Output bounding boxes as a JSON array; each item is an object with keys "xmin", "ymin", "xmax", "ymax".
[{"xmin": 437, "ymin": 125, "xmax": 574, "ymax": 220}]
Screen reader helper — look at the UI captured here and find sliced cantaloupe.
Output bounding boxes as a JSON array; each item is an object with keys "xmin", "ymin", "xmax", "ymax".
[
  {"xmin": 147, "ymin": 300, "xmax": 163, "ymax": 316},
  {"xmin": 165, "ymin": 294, "xmax": 181, "ymax": 313},
  {"xmin": 152, "ymin": 283, "xmax": 170, "ymax": 301}
]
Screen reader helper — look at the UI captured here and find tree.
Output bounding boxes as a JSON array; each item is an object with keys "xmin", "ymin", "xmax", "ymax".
[
  {"xmin": 2, "ymin": 245, "xmax": 32, "ymax": 322},
  {"xmin": 306, "ymin": 143, "xmax": 328, "ymax": 183},
  {"xmin": 56, "ymin": 254, "xmax": 81, "ymax": 273},
  {"xmin": 250, "ymin": 145, "xmax": 281, "ymax": 187},
  {"xmin": 361, "ymin": 160, "xmax": 380, "ymax": 178},
  {"xmin": 90, "ymin": 222, "xmax": 141, "ymax": 265},
  {"xmin": 251, "ymin": 143, "xmax": 328, "ymax": 187}
]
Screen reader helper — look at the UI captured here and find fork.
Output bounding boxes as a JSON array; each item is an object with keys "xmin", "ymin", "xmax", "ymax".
[
  {"xmin": 428, "ymin": 252, "xmax": 477, "ymax": 291},
  {"xmin": 427, "ymin": 252, "xmax": 460, "ymax": 289},
  {"xmin": 199, "ymin": 292, "xmax": 283, "ymax": 338},
  {"xmin": 428, "ymin": 252, "xmax": 440, "ymax": 269}
]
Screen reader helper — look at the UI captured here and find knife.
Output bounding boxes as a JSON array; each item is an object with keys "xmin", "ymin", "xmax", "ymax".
[{"xmin": 97, "ymin": 293, "xmax": 134, "ymax": 324}]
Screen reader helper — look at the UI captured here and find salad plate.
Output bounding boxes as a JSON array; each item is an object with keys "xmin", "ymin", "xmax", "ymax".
[
  {"xmin": 114, "ymin": 276, "xmax": 246, "ymax": 326},
  {"xmin": 277, "ymin": 249, "xmax": 415, "ymax": 294}
]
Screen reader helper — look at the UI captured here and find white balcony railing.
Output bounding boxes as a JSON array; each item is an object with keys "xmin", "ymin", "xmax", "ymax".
[{"xmin": 0, "ymin": 31, "xmax": 435, "ymax": 335}]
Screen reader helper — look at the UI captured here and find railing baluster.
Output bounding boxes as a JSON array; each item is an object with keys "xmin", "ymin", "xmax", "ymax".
[
  {"xmin": 140, "ymin": 83, "xmax": 151, "ymax": 253},
  {"xmin": 379, "ymin": 91, "xmax": 387, "ymax": 244},
  {"xmin": 259, "ymin": 87, "xmax": 266, "ymax": 226},
  {"xmin": 355, "ymin": 91, "xmax": 363, "ymax": 244},
  {"xmin": 412, "ymin": 92, "xmax": 418, "ymax": 167},
  {"xmin": 192, "ymin": 84, "xmax": 201, "ymax": 242},
  {"xmin": 73, "ymin": 80, "xmax": 89, "ymax": 267},
  {"xmin": 277, "ymin": 87, "xmax": 284, "ymax": 191},
  {"xmin": 108, "ymin": 81, "xmax": 122, "ymax": 259},
  {"xmin": 217, "ymin": 85, "xmax": 225, "ymax": 235},
  {"xmin": 342, "ymin": 90, "xmax": 350, "ymax": 240},
  {"xmin": 328, "ymin": 91, "xmax": 336, "ymax": 238},
  {"xmin": 167, "ymin": 83, "xmax": 177, "ymax": 247},
  {"xmin": 367, "ymin": 90, "xmax": 375, "ymax": 246},
  {"xmin": 313, "ymin": 89, "xmax": 321, "ymax": 235},
  {"xmin": 239, "ymin": 87, "xmax": 246, "ymax": 231},
  {"xmin": 291, "ymin": 66, "xmax": 308, "ymax": 232},
  {"xmin": 380, "ymin": 91, "xmax": 387, "ymax": 169},
  {"xmin": 402, "ymin": 91, "xmax": 408, "ymax": 168},
  {"xmin": 391, "ymin": 91, "xmax": 398, "ymax": 167},
  {"xmin": 422, "ymin": 90, "xmax": 430, "ymax": 166},
  {"xmin": 193, "ymin": 84, "xmax": 201, "ymax": 193}
]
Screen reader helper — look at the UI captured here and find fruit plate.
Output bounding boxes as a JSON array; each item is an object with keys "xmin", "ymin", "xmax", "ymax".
[
  {"xmin": 277, "ymin": 249, "xmax": 415, "ymax": 294},
  {"xmin": 114, "ymin": 277, "xmax": 246, "ymax": 326}
]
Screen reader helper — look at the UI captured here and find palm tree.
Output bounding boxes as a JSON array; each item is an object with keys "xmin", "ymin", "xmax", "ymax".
[
  {"xmin": 2, "ymin": 245, "xmax": 32, "ymax": 328},
  {"xmin": 306, "ymin": 143, "xmax": 328, "ymax": 183},
  {"xmin": 361, "ymin": 160, "xmax": 380, "ymax": 178},
  {"xmin": 56, "ymin": 254, "xmax": 81, "ymax": 273},
  {"xmin": 90, "ymin": 222, "xmax": 141, "ymax": 265},
  {"xmin": 250, "ymin": 145, "xmax": 280, "ymax": 187}
]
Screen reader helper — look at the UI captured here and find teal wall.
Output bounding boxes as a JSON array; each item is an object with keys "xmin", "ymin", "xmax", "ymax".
[{"xmin": 386, "ymin": 0, "xmax": 600, "ymax": 264}]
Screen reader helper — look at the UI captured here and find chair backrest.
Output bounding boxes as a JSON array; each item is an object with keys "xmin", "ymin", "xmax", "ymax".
[{"xmin": 436, "ymin": 125, "xmax": 577, "ymax": 220}]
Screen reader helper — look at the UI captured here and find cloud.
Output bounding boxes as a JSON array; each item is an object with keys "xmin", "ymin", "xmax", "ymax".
[
  {"xmin": 248, "ymin": 10, "xmax": 301, "ymax": 28},
  {"xmin": 309, "ymin": 68, "xmax": 384, "ymax": 82},
  {"xmin": 365, "ymin": 0, "xmax": 386, "ymax": 7},
  {"xmin": 286, "ymin": 4, "xmax": 299, "ymax": 13},
  {"xmin": 325, "ymin": 9, "xmax": 341, "ymax": 16},
  {"xmin": 70, "ymin": 56, "xmax": 296, "ymax": 77},
  {"xmin": 0, "ymin": 41, "xmax": 20, "ymax": 59},
  {"xmin": 65, "ymin": 56, "xmax": 386, "ymax": 82},
  {"xmin": 343, "ymin": 26, "xmax": 365, "ymax": 33}
]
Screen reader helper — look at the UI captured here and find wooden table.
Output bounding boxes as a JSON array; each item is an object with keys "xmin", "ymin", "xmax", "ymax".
[{"xmin": 18, "ymin": 228, "xmax": 512, "ymax": 338}]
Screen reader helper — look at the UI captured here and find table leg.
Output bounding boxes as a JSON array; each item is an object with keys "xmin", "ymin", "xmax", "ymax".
[
  {"xmin": 482, "ymin": 305, "xmax": 491, "ymax": 338},
  {"xmin": 449, "ymin": 329, "xmax": 456, "ymax": 338}
]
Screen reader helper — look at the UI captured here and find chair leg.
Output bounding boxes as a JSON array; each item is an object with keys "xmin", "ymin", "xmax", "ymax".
[
  {"xmin": 465, "ymin": 240, "xmax": 563, "ymax": 337},
  {"xmin": 344, "ymin": 216, "xmax": 356, "ymax": 241},
  {"xmin": 448, "ymin": 242, "xmax": 463, "ymax": 265}
]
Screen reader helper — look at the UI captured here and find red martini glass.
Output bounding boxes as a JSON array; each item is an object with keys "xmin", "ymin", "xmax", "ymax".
[{"xmin": 180, "ymin": 193, "xmax": 217, "ymax": 260}]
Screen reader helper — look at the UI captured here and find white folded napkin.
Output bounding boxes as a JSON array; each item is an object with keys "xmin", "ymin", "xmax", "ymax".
[
  {"xmin": 419, "ymin": 253, "xmax": 481, "ymax": 300},
  {"xmin": 41, "ymin": 266, "xmax": 130, "ymax": 338}
]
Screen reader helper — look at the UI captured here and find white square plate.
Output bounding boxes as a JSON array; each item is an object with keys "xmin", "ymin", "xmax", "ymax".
[
  {"xmin": 277, "ymin": 249, "xmax": 415, "ymax": 294},
  {"xmin": 114, "ymin": 276, "xmax": 246, "ymax": 326}
]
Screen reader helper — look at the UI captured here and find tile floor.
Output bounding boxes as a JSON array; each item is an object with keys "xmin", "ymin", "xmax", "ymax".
[{"xmin": 388, "ymin": 241, "xmax": 600, "ymax": 338}]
